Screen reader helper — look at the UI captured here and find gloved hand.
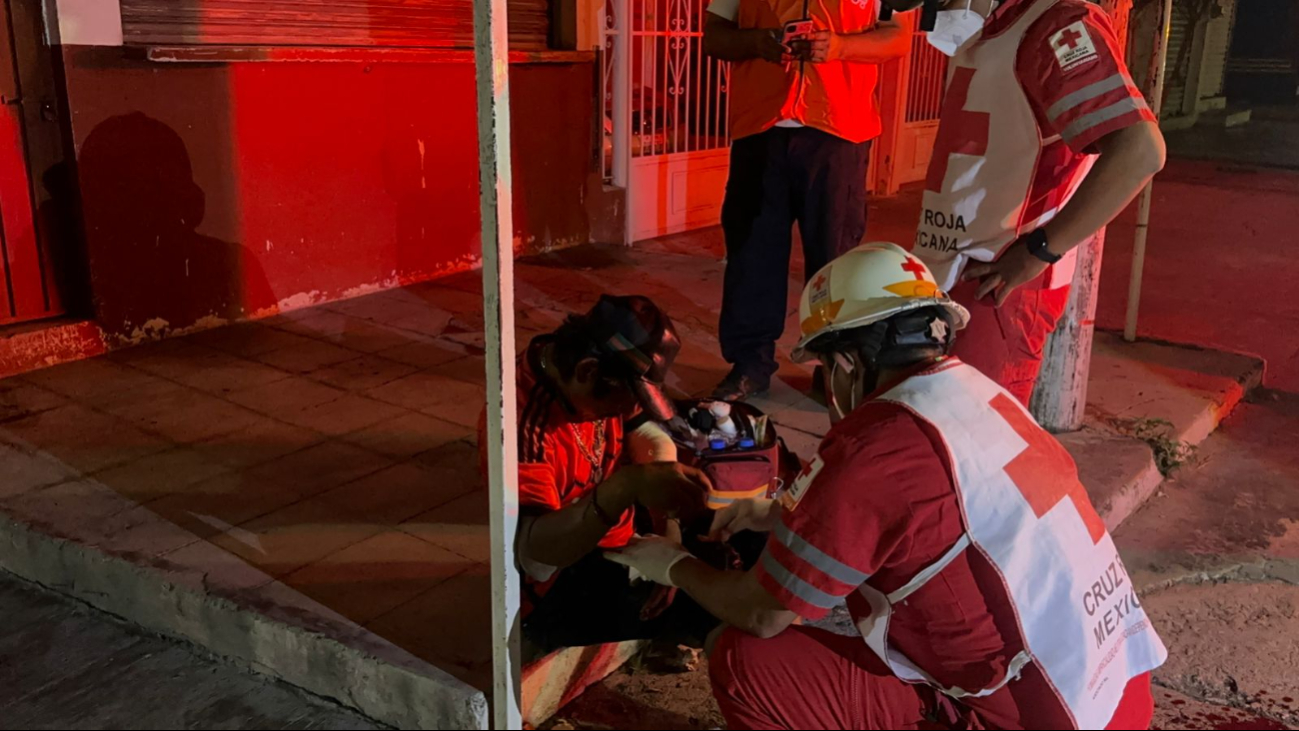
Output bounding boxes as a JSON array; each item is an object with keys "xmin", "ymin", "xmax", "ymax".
[
  {"xmin": 604, "ymin": 535, "xmax": 692, "ymax": 587},
  {"xmin": 707, "ymin": 498, "xmax": 780, "ymax": 542}
]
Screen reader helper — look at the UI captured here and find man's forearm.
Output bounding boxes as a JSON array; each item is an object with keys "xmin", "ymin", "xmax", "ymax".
[
  {"xmin": 524, "ymin": 483, "xmax": 633, "ymax": 568},
  {"xmin": 704, "ymin": 16, "xmax": 776, "ymax": 62},
  {"xmin": 834, "ymin": 22, "xmax": 910, "ymax": 63},
  {"xmin": 1044, "ymin": 121, "xmax": 1166, "ymax": 256},
  {"xmin": 672, "ymin": 558, "xmax": 795, "ymax": 638}
]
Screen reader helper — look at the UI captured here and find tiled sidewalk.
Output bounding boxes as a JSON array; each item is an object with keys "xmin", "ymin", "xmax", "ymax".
[{"xmin": 0, "ymin": 233, "xmax": 826, "ymax": 695}]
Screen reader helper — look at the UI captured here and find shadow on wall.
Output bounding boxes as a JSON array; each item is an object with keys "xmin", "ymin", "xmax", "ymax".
[{"xmin": 76, "ymin": 112, "xmax": 272, "ymax": 338}]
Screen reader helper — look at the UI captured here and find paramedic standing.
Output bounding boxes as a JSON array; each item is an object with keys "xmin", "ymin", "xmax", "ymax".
[
  {"xmin": 703, "ymin": 0, "xmax": 910, "ymax": 401},
  {"xmin": 907, "ymin": 0, "xmax": 1166, "ymax": 405},
  {"xmin": 608, "ymin": 244, "xmax": 1167, "ymax": 730}
]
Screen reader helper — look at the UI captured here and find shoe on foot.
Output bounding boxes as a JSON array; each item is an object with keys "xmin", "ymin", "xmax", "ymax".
[{"xmin": 711, "ymin": 368, "xmax": 770, "ymax": 402}]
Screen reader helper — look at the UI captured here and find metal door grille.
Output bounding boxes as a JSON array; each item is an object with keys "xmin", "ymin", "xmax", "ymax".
[
  {"xmin": 905, "ymin": 40, "xmax": 948, "ymax": 124},
  {"xmin": 603, "ymin": 0, "xmax": 731, "ymax": 181}
]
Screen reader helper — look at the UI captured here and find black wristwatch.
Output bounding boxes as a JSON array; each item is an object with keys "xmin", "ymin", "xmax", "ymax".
[{"xmin": 1024, "ymin": 229, "xmax": 1062, "ymax": 264}]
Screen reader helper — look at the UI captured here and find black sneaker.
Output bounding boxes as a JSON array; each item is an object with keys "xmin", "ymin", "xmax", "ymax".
[{"xmin": 710, "ymin": 367, "xmax": 770, "ymax": 401}]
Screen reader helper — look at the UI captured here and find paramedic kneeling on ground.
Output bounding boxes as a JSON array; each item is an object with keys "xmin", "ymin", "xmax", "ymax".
[{"xmin": 607, "ymin": 244, "xmax": 1168, "ymax": 730}]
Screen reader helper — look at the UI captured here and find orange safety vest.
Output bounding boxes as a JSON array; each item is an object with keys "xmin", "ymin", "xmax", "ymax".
[{"xmin": 731, "ymin": 0, "xmax": 884, "ymax": 144}]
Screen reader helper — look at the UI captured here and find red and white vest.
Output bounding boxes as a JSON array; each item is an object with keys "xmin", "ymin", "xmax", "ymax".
[
  {"xmin": 913, "ymin": 0, "xmax": 1086, "ymax": 291},
  {"xmin": 860, "ymin": 359, "xmax": 1166, "ymax": 729}
]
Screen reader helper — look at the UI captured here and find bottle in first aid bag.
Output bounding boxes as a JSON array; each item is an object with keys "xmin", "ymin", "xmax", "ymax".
[{"xmin": 710, "ymin": 402, "xmax": 739, "ymax": 442}]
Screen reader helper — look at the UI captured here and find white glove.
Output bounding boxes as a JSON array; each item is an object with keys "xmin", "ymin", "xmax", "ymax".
[
  {"xmin": 603, "ymin": 535, "xmax": 691, "ymax": 587},
  {"xmin": 708, "ymin": 498, "xmax": 780, "ymax": 542}
]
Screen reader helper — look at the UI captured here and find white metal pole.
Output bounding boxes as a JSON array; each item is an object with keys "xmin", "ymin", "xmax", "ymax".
[
  {"xmin": 1124, "ymin": 0, "xmax": 1174, "ymax": 342},
  {"xmin": 471, "ymin": 0, "xmax": 522, "ymax": 725},
  {"xmin": 611, "ymin": 0, "xmax": 630, "ymax": 190},
  {"xmin": 613, "ymin": 0, "xmax": 633, "ymax": 245}
]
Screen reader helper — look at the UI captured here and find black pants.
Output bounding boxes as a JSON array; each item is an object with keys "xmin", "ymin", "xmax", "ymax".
[
  {"xmin": 522, "ymin": 521, "xmax": 766, "ymax": 655},
  {"xmin": 719, "ymin": 127, "xmax": 871, "ymax": 381}
]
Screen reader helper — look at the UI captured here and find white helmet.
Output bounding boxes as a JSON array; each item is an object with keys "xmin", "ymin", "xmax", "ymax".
[{"xmin": 791, "ymin": 242, "xmax": 970, "ymax": 363}]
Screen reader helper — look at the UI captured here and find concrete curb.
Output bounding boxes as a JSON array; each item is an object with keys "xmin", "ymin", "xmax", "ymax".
[
  {"xmin": 0, "ymin": 512, "xmax": 488, "ymax": 730},
  {"xmin": 1071, "ymin": 334, "xmax": 1266, "ymax": 531},
  {"xmin": 522, "ymin": 641, "xmax": 649, "ymax": 727}
]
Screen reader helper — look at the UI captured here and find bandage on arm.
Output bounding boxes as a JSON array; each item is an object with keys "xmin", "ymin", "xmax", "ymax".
[{"xmin": 627, "ymin": 420, "xmax": 678, "ymax": 464}]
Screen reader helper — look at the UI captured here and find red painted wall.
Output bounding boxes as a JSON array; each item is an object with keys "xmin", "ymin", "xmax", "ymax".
[{"xmin": 58, "ymin": 48, "xmax": 600, "ymax": 341}]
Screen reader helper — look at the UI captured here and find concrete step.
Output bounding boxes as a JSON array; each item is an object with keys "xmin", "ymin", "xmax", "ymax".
[
  {"xmin": 1068, "ymin": 332, "xmax": 1265, "ymax": 530},
  {"xmin": 0, "ymin": 480, "xmax": 487, "ymax": 730}
]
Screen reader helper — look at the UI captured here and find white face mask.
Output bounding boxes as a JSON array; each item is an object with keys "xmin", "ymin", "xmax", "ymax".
[
  {"xmin": 925, "ymin": 4, "xmax": 992, "ymax": 57},
  {"xmin": 824, "ymin": 352, "xmax": 872, "ymax": 425}
]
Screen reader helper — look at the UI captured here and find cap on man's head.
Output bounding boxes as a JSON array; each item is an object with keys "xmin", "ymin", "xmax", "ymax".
[{"xmin": 581, "ymin": 295, "xmax": 681, "ymax": 421}]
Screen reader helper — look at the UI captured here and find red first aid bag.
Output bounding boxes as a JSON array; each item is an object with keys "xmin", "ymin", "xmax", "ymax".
[{"xmin": 671, "ymin": 400, "xmax": 800, "ymax": 510}]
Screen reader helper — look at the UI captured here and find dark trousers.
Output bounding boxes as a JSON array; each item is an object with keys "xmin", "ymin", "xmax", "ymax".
[
  {"xmin": 522, "ymin": 520, "xmax": 766, "ymax": 654},
  {"xmin": 719, "ymin": 127, "xmax": 871, "ymax": 380}
]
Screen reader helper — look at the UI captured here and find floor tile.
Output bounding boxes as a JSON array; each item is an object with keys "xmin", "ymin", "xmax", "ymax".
[
  {"xmin": 416, "ymin": 380, "xmax": 486, "ymax": 429},
  {"xmin": 2, "ymin": 479, "xmax": 139, "ymax": 534},
  {"xmin": 190, "ymin": 418, "xmax": 327, "ymax": 470},
  {"xmin": 277, "ymin": 394, "xmax": 407, "ymax": 437},
  {"xmin": 146, "ymin": 471, "xmax": 306, "ymax": 540},
  {"xmin": 185, "ymin": 323, "xmax": 316, "ymax": 358},
  {"xmin": 400, "ymin": 490, "xmax": 489, "ymax": 563},
  {"xmin": 0, "ymin": 380, "xmax": 67, "ymax": 423},
  {"xmin": 412, "ymin": 441, "xmax": 483, "ymax": 494},
  {"xmin": 20, "ymin": 358, "xmax": 172, "ymax": 403},
  {"xmin": 281, "ymin": 531, "xmax": 474, "ymax": 626},
  {"xmin": 243, "ymin": 441, "xmax": 395, "ymax": 500},
  {"xmin": 91, "ymin": 505, "xmax": 202, "ymax": 558},
  {"xmin": 377, "ymin": 339, "xmax": 474, "ymax": 370},
  {"xmin": 0, "ymin": 405, "xmax": 171, "ymax": 473},
  {"xmin": 91, "ymin": 447, "xmax": 231, "ymax": 504},
  {"xmin": 209, "ymin": 496, "xmax": 384, "ymax": 578},
  {"xmin": 0, "ymin": 443, "xmax": 79, "ymax": 498},
  {"xmin": 159, "ymin": 539, "xmax": 274, "ymax": 595},
  {"xmin": 253, "ymin": 340, "xmax": 359, "ymax": 374},
  {"xmin": 106, "ymin": 388, "xmax": 265, "ymax": 444},
  {"xmin": 365, "ymin": 566, "xmax": 491, "ymax": 672},
  {"xmin": 225, "ymin": 377, "xmax": 346, "ymax": 417},
  {"xmin": 167, "ymin": 352, "xmax": 293, "ymax": 396},
  {"xmin": 307, "ymin": 355, "xmax": 420, "ymax": 392},
  {"xmin": 317, "ymin": 461, "xmax": 471, "ymax": 526},
  {"xmin": 367, "ymin": 370, "xmax": 475, "ymax": 414},
  {"xmin": 435, "ymin": 356, "xmax": 487, "ymax": 386},
  {"xmin": 341, "ymin": 411, "xmax": 471, "ymax": 460}
]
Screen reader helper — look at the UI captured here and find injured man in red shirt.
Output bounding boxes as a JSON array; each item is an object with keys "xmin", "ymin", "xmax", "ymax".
[
  {"xmin": 478, "ymin": 294, "xmax": 761, "ymax": 657},
  {"xmin": 609, "ymin": 244, "xmax": 1167, "ymax": 730}
]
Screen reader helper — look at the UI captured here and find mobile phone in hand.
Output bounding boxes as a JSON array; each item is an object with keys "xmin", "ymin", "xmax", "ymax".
[
  {"xmin": 781, "ymin": 18, "xmax": 815, "ymax": 43},
  {"xmin": 781, "ymin": 18, "xmax": 815, "ymax": 62}
]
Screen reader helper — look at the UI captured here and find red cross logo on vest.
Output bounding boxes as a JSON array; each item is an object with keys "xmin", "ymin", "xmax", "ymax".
[
  {"xmin": 991, "ymin": 393, "xmax": 1107, "ymax": 544},
  {"xmin": 813, "ymin": 272, "xmax": 828, "ymax": 291},
  {"xmin": 1056, "ymin": 27, "xmax": 1083, "ymax": 50},
  {"xmin": 926, "ymin": 67, "xmax": 990, "ymax": 194}
]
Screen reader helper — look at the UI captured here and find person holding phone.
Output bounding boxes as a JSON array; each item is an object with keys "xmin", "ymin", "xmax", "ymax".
[{"xmin": 703, "ymin": 0, "xmax": 910, "ymax": 402}]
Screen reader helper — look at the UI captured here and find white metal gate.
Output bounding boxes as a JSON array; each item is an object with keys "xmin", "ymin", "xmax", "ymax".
[
  {"xmin": 603, "ymin": 0, "xmax": 732, "ymax": 241},
  {"xmin": 874, "ymin": 12, "xmax": 948, "ymax": 195}
]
